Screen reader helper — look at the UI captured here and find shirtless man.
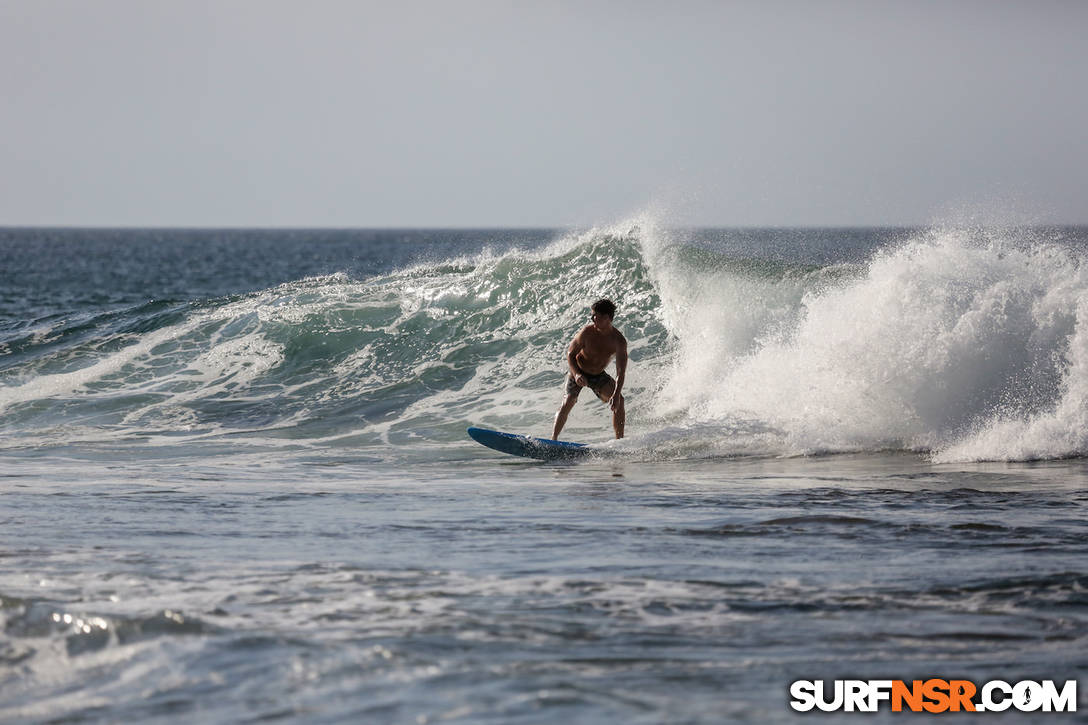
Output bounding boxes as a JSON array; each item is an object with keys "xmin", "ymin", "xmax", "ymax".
[{"xmin": 552, "ymin": 299, "xmax": 628, "ymax": 440}]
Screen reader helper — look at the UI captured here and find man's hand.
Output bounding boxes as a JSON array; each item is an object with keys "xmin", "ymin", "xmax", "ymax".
[
  {"xmin": 609, "ymin": 391, "xmax": 623, "ymax": 411},
  {"xmin": 574, "ymin": 374, "xmax": 587, "ymax": 388}
]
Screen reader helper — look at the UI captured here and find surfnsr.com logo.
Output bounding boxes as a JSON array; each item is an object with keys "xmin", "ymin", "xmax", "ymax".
[{"xmin": 789, "ymin": 679, "xmax": 1078, "ymax": 713}]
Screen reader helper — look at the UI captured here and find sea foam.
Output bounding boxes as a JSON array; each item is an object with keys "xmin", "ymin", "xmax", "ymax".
[{"xmin": 648, "ymin": 226, "xmax": 1087, "ymax": 460}]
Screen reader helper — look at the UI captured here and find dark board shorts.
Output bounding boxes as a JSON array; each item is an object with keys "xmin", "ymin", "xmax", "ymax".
[{"xmin": 565, "ymin": 369, "xmax": 615, "ymax": 399}]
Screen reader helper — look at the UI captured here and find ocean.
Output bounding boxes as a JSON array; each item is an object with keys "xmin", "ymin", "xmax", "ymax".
[{"xmin": 0, "ymin": 222, "xmax": 1085, "ymax": 723}]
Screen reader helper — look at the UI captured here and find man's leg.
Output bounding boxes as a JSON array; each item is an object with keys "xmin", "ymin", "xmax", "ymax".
[
  {"xmin": 552, "ymin": 393, "xmax": 578, "ymax": 440},
  {"xmin": 596, "ymin": 381, "xmax": 624, "ymax": 440},
  {"xmin": 612, "ymin": 395, "xmax": 625, "ymax": 439}
]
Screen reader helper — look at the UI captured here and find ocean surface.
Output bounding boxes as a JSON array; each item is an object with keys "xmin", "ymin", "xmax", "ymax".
[{"xmin": 1, "ymin": 222, "xmax": 1086, "ymax": 723}]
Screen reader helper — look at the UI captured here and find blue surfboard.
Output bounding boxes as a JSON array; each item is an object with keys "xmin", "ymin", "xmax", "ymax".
[{"xmin": 467, "ymin": 427, "xmax": 590, "ymax": 460}]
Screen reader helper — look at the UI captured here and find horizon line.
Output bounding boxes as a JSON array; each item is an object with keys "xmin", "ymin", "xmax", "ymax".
[{"xmin": 4, "ymin": 222, "xmax": 1088, "ymax": 232}]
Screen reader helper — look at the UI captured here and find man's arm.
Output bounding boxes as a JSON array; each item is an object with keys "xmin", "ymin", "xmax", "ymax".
[
  {"xmin": 610, "ymin": 337, "xmax": 628, "ymax": 408},
  {"xmin": 567, "ymin": 331, "xmax": 586, "ymax": 384}
]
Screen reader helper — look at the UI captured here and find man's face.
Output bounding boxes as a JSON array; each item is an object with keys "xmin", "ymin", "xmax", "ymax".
[{"xmin": 591, "ymin": 311, "xmax": 612, "ymax": 331}]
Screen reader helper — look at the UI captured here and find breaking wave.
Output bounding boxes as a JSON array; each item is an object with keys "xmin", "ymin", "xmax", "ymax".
[{"xmin": 1, "ymin": 221, "xmax": 1085, "ymax": 462}]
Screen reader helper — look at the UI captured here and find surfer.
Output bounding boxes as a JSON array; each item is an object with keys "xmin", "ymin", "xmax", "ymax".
[{"xmin": 552, "ymin": 299, "xmax": 627, "ymax": 440}]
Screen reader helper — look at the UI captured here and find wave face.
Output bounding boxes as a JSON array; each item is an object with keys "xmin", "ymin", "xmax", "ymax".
[
  {"xmin": 1, "ymin": 223, "xmax": 1086, "ymax": 462},
  {"xmin": 0, "ymin": 226, "xmax": 667, "ymax": 459}
]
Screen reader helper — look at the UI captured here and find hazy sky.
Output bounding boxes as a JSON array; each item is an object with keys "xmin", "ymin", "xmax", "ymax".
[{"xmin": 2, "ymin": 0, "xmax": 1086, "ymax": 227}]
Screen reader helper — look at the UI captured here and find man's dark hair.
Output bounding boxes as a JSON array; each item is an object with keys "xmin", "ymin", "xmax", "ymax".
[{"xmin": 592, "ymin": 299, "xmax": 617, "ymax": 319}]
